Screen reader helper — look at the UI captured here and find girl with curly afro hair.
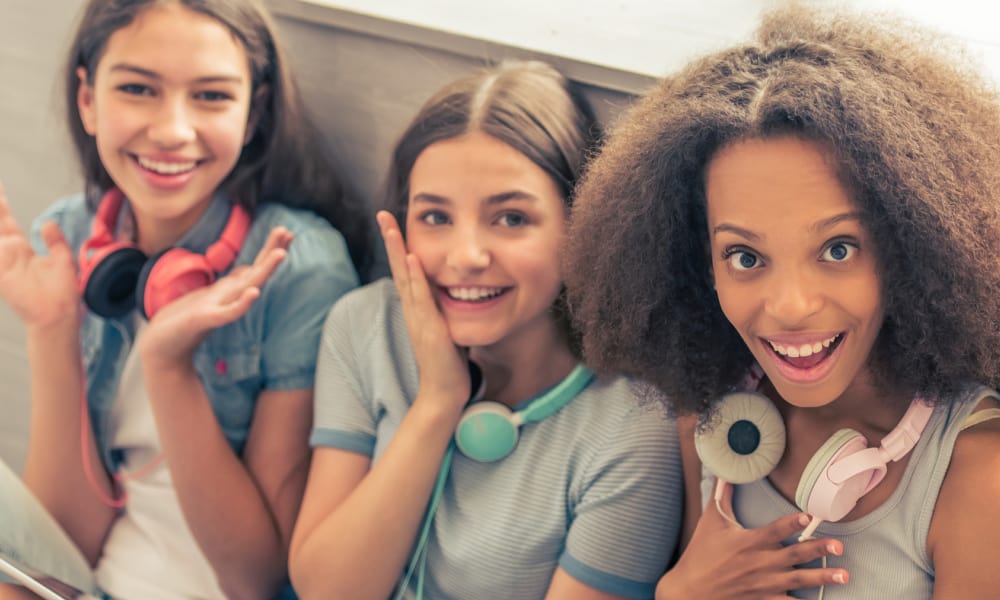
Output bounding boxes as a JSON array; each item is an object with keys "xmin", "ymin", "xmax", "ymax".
[{"xmin": 565, "ymin": 5, "xmax": 1000, "ymax": 599}]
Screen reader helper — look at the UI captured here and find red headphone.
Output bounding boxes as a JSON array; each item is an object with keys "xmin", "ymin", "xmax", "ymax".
[{"xmin": 78, "ymin": 188, "xmax": 250, "ymax": 319}]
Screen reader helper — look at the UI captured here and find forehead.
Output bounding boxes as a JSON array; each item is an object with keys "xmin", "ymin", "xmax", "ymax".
[
  {"xmin": 98, "ymin": 3, "xmax": 249, "ymax": 80},
  {"xmin": 408, "ymin": 131, "xmax": 564, "ymax": 205},
  {"xmin": 704, "ymin": 136, "xmax": 859, "ymax": 231}
]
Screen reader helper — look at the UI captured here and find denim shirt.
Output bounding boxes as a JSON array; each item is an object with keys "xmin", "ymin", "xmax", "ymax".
[{"xmin": 30, "ymin": 192, "xmax": 359, "ymax": 471}]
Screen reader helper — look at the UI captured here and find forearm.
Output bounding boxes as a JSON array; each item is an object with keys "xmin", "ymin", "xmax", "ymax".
[
  {"xmin": 291, "ymin": 399, "xmax": 459, "ymax": 600},
  {"xmin": 21, "ymin": 321, "xmax": 116, "ymax": 564},
  {"xmin": 144, "ymin": 364, "xmax": 286, "ymax": 600}
]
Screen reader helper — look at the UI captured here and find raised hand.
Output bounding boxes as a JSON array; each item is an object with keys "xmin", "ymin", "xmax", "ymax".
[
  {"xmin": 0, "ymin": 181, "xmax": 81, "ymax": 331},
  {"xmin": 138, "ymin": 226, "xmax": 293, "ymax": 369},
  {"xmin": 656, "ymin": 480, "xmax": 849, "ymax": 600},
  {"xmin": 376, "ymin": 210, "xmax": 470, "ymax": 414}
]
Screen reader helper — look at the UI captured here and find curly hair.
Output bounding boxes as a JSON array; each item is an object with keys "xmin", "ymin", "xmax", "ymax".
[
  {"xmin": 382, "ymin": 60, "xmax": 601, "ymax": 357},
  {"xmin": 564, "ymin": 6, "xmax": 1000, "ymax": 416}
]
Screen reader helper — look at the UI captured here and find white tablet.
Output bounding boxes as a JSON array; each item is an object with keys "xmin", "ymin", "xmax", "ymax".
[{"xmin": 0, "ymin": 554, "xmax": 98, "ymax": 600}]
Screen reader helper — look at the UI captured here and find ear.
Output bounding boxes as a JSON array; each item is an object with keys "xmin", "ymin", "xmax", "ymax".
[
  {"xmin": 76, "ymin": 67, "xmax": 97, "ymax": 136},
  {"xmin": 244, "ymin": 84, "xmax": 270, "ymax": 146}
]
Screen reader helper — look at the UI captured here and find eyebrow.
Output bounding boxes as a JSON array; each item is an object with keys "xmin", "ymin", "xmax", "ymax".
[
  {"xmin": 712, "ymin": 211, "xmax": 864, "ymax": 241},
  {"xmin": 711, "ymin": 223, "xmax": 760, "ymax": 241},
  {"xmin": 411, "ymin": 190, "xmax": 539, "ymax": 205},
  {"xmin": 810, "ymin": 211, "xmax": 863, "ymax": 233},
  {"xmin": 108, "ymin": 63, "xmax": 245, "ymax": 84}
]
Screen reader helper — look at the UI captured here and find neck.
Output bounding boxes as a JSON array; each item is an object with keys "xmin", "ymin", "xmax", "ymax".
[
  {"xmin": 767, "ymin": 369, "xmax": 912, "ymax": 441},
  {"xmin": 130, "ymin": 198, "xmax": 214, "ymax": 255},
  {"xmin": 469, "ymin": 318, "xmax": 577, "ymax": 409}
]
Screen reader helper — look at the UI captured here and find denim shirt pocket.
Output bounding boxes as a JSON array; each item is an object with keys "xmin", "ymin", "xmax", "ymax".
[{"xmin": 192, "ymin": 333, "xmax": 262, "ymax": 455}]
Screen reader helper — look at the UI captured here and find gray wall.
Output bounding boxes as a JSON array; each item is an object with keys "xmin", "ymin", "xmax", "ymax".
[
  {"xmin": 0, "ymin": 0, "xmax": 85, "ymax": 473},
  {"xmin": 0, "ymin": 1, "xmax": 638, "ymax": 472}
]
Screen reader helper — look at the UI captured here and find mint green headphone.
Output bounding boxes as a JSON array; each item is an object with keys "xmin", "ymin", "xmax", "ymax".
[{"xmin": 454, "ymin": 363, "xmax": 595, "ymax": 462}]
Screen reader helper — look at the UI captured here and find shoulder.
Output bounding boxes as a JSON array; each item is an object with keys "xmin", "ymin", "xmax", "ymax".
[
  {"xmin": 250, "ymin": 202, "xmax": 353, "ymax": 270},
  {"xmin": 321, "ymin": 278, "xmax": 406, "ymax": 351},
  {"xmin": 31, "ymin": 193, "xmax": 90, "ymax": 249},
  {"xmin": 928, "ymin": 389, "xmax": 1000, "ymax": 586},
  {"xmin": 326, "ymin": 278, "xmax": 399, "ymax": 322},
  {"xmin": 252, "ymin": 203, "xmax": 359, "ymax": 294},
  {"xmin": 572, "ymin": 375, "xmax": 679, "ymax": 456}
]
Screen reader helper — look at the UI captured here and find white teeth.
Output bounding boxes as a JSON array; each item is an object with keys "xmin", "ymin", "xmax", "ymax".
[
  {"xmin": 768, "ymin": 334, "xmax": 839, "ymax": 358},
  {"xmin": 447, "ymin": 286, "xmax": 504, "ymax": 301},
  {"xmin": 137, "ymin": 157, "xmax": 197, "ymax": 175}
]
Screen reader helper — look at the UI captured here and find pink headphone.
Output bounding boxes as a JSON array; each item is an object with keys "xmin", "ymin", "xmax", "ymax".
[
  {"xmin": 694, "ymin": 390, "xmax": 933, "ymax": 538},
  {"xmin": 78, "ymin": 188, "xmax": 250, "ymax": 319}
]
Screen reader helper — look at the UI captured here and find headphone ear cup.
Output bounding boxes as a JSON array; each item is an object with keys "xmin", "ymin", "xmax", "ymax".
[
  {"xmin": 136, "ymin": 247, "xmax": 215, "ymax": 319},
  {"xmin": 455, "ymin": 402, "xmax": 519, "ymax": 462},
  {"xmin": 80, "ymin": 245, "xmax": 148, "ymax": 318},
  {"xmin": 695, "ymin": 391, "xmax": 786, "ymax": 484},
  {"xmin": 795, "ymin": 429, "xmax": 880, "ymax": 522}
]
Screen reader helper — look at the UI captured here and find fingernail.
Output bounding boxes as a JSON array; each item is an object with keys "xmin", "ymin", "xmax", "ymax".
[
  {"xmin": 827, "ymin": 542, "xmax": 841, "ymax": 556},
  {"xmin": 798, "ymin": 514, "xmax": 810, "ymax": 527},
  {"xmin": 833, "ymin": 573, "xmax": 846, "ymax": 584}
]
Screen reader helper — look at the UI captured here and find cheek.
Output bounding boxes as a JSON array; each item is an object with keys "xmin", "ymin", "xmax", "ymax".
[{"xmin": 403, "ymin": 232, "xmax": 443, "ymax": 271}]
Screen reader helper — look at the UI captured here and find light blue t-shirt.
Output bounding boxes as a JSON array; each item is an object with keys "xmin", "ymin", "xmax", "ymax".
[{"xmin": 311, "ymin": 279, "xmax": 684, "ymax": 599}]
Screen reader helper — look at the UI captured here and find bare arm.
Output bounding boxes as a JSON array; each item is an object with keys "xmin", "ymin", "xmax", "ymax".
[
  {"xmin": 0, "ymin": 183, "xmax": 116, "ymax": 563},
  {"xmin": 928, "ymin": 404, "xmax": 1000, "ymax": 598},
  {"xmin": 290, "ymin": 401, "xmax": 459, "ymax": 600},
  {"xmin": 136, "ymin": 228, "xmax": 304, "ymax": 598},
  {"xmin": 290, "ymin": 211, "xmax": 472, "ymax": 599},
  {"xmin": 142, "ymin": 368, "xmax": 311, "ymax": 600}
]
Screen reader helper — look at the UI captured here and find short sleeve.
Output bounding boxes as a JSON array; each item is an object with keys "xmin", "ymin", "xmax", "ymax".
[
  {"xmin": 560, "ymin": 403, "xmax": 683, "ymax": 599},
  {"xmin": 309, "ymin": 287, "xmax": 379, "ymax": 456},
  {"xmin": 259, "ymin": 225, "xmax": 359, "ymax": 390},
  {"xmin": 29, "ymin": 196, "xmax": 82, "ymax": 257}
]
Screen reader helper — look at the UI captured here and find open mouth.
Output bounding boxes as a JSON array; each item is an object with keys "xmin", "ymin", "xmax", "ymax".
[{"xmin": 765, "ymin": 333, "xmax": 844, "ymax": 370}]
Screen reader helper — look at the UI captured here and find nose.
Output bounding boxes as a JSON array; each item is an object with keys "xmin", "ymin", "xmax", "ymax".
[
  {"xmin": 148, "ymin": 96, "xmax": 196, "ymax": 147},
  {"xmin": 763, "ymin": 266, "xmax": 823, "ymax": 326},
  {"xmin": 445, "ymin": 227, "xmax": 491, "ymax": 274}
]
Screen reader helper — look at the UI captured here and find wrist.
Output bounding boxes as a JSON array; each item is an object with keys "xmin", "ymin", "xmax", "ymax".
[
  {"xmin": 408, "ymin": 394, "xmax": 466, "ymax": 432},
  {"xmin": 139, "ymin": 349, "xmax": 197, "ymax": 382},
  {"xmin": 25, "ymin": 310, "xmax": 81, "ymax": 340}
]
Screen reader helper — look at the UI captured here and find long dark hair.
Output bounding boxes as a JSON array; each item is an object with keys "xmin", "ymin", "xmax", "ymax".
[{"xmin": 65, "ymin": 0, "xmax": 373, "ymax": 274}]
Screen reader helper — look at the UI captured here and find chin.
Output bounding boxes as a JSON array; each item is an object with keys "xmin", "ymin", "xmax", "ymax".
[{"xmin": 447, "ymin": 327, "xmax": 503, "ymax": 349}]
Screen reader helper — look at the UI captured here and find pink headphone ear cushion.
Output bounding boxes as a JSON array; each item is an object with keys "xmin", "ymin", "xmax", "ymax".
[
  {"xmin": 137, "ymin": 247, "xmax": 215, "ymax": 319},
  {"xmin": 796, "ymin": 429, "xmax": 880, "ymax": 522}
]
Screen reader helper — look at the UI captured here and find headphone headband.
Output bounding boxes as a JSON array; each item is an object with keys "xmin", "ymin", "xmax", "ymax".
[{"xmin": 517, "ymin": 364, "xmax": 595, "ymax": 424}]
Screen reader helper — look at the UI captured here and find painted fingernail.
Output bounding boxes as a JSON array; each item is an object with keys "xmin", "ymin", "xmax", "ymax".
[{"xmin": 833, "ymin": 573, "xmax": 846, "ymax": 584}]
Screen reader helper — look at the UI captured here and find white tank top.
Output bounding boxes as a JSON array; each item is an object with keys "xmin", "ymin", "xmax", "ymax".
[{"xmin": 94, "ymin": 318, "xmax": 227, "ymax": 600}]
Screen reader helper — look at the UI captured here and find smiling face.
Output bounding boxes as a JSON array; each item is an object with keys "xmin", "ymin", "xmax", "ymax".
[
  {"xmin": 405, "ymin": 130, "xmax": 567, "ymax": 352},
  {"xmin": 76, "ymin": 2, "xmax": 253, "ymax": 252},
  {"xmin": 705, "ymin": 136, "xmax": 884, "ymax": 408}
]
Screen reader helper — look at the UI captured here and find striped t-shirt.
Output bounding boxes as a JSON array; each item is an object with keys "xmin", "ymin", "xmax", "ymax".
[{"xmin": 311, "ymin": 279, "xmax": 684, "ymax": 599}]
